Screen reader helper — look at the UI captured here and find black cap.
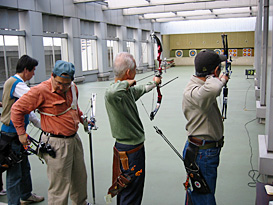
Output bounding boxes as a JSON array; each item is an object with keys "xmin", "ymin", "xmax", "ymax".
[{"xmin": 195, "ymin": 49, "xmax": 227, "ymax": 77}]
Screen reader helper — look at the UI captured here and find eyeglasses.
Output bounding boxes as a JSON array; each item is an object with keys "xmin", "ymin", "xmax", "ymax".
[{"xmin": 54, "ymin": 79, "xmax": 71, "ymax": 88}]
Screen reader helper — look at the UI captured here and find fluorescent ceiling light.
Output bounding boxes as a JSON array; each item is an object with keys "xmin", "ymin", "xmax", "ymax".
[
  {"xmin": 107, "ymin": 0, "xmax": 218, "ymax": 9},
  {"xmin": 185, "ymin": 15, "xmax": 215, "ymax": 20},
  {"xmin": 154, "ymin": 17, "xmax": 184, "ymax": 22},
  {"xmin": 216, "ymin": 13, "xmax": 254, "ymax": 18},
  {"xmin": 107, "ymin": 0, "xmax": 149, "ymax": 9},
  {"xmin": 213, "ymin": 7, "xmax": 251, "ymax": 15},
  {"xmin": 151, "ymin": 0, "xmax": 215, "ymax": 4},
  {"xmin": 177, "ymin": 10, "xmax": 212, "ymax": 17},
  {"xmin": 250, "ymin": 6, "xmax": 258, "ymax": 12},
  {"xmin": 143, "ymin": 12, "xmax": 176, "ymax": 19}
]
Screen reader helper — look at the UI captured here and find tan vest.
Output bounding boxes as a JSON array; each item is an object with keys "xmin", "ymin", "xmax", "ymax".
[{"xmin": 1, "ymin": 77, "xmax": 19, "ymax": 126}]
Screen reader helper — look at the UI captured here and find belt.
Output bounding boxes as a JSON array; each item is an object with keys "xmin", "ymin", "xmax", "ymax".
[
  {"xmin": 188, "ymin": 136, "xmax": 224, "ymax": 149},
  {"xmin": 126, "ymin": 143, "xmax": 144, "ymax": 155},
  {"xmin": 49, "ymin": 133, "xmax": 76, "ymax": 139},
  {"xmin": 117, "ymin": 143, "xmax": 144, "ymax": 171}
]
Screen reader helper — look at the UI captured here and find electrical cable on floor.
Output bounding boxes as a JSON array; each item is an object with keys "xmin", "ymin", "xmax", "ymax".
[
  {"xmin": 243, "ymin": 78, "xmax": 255, "ymax": 111},
  {"xmin": 244, "ymin": 118, "xmax": 262, "ymax": 187}
]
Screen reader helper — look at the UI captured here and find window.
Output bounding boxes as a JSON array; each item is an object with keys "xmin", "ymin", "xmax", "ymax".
[
  {"xmin": 126, "ymin": 41, "xmax": 135, "ymax": 56},
  {"xmin": 141, "ymin": 42, "xmax": 148, "ymax": 64},
  {"xmin": 107, "ymin": 40, "xmax": 119, "ymax": 68},
  {"xmin": 43, "ymin": 37, "xmax": 68, "ymax": 76},
  {"xmin": 81, "ymin": 39, "xmax": 97, "ymax": 71},
  {"xmin": 0, "ymin": 35, "xmax": 23, "ymax": 84}
]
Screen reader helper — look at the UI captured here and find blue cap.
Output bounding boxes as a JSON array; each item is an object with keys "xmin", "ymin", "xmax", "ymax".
[{"xmin": 53, "ymin": 60, "xmax": 75, "ymax": 79}]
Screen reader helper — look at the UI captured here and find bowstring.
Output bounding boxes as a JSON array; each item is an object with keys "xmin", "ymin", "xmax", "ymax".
[
  {"xmin": 83, "ymin": 100, "xmax": 91, "ymax": 116},
  {"xmin": 138, "ymin": 36, "xmax": 155, "ymax": 119}
]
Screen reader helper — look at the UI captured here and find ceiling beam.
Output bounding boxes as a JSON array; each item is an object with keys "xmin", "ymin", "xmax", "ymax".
[
  {"xmin": 153, "ymin": 12, "xmax": 255, "ymax": 22},
  {"xmin": 73, "ymin": 0, "xmax": 104, "ymax": 3},
  {"xmin": 122, "ymin": 0, "xmax": 258, "ymax": 15},
  {"xmin": 102, "ymin": 0, "xmax": 219, "ymax": 10},
  {"xmin": 139, "ymin": 6, "xmax": 257, "ymax": 19}
]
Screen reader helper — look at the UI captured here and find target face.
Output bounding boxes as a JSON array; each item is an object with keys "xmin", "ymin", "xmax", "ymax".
[
  {"xmin": 189, "ymin": 49, "xmax": 197, "ymax": 57},
  {"xmin": 194, "ymin": 181, "xmax": 201, "ymax": 188},
  {"xmin": 214, "ymin": 49, "xmax": 221, "ymax": 55},
  {"xmin": 175, "ymin": 50, "xmax": 183, "ymax": 58},
  {"xmin": 243, "ymin": 48, "xmax": 252, "ymax": 57}
]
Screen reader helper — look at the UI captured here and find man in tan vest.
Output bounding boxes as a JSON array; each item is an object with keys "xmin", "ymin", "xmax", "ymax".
[{"xmin": 0, "ymin": 55, "xmax": 44, "ymax": 204}]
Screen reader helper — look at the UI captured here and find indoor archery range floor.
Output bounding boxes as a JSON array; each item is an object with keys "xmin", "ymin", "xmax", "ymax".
[{"xmin": 0, "ymin": 65, "xmax": 264, "ymax": 205}]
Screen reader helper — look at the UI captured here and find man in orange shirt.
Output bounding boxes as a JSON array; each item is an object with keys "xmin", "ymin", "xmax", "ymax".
[{"xmin": 11, "ymin": 60, "xmax": 89, "ymax": 205}]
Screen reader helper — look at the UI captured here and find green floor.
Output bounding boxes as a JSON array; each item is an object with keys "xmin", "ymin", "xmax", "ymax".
[{"xmin": 0, "ymin": 65, "xmax": 264, "ymax": 205}]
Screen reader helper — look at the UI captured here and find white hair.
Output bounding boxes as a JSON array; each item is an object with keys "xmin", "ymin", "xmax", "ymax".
[{"xmin": 113, "ymin": 52, "xmax": 136, "ymax": 78}]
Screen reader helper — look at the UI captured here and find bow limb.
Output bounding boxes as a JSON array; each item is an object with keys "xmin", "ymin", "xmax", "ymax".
[
  {"xmin": 150, "ymin": 86, "xmax": 162, "ymax": 120},
  {"xmin": 151, "ymin": 33, "xmax": 163, "ymax": 74}
]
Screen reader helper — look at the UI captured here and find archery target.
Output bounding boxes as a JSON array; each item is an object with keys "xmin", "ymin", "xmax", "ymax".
[
  {"xmin": 175, "ymin": 50, "xmax": 183, "ymax": 58},
  {"xmin": 194, "ymin": 181, "xmax": 201, "ymax": 188},
  {"xmin": 214, "ymin": 49, "xmax": 222, "ymax": 55},
  {"xmin": 243, "ymin": 48, "xmax": 252, "ymax": 57},
  {"xmin": 189, "ymin": 49, "xmax": 197, "ymax": 57},
  {"xmin": 229, "ymin": 49, "xmax": 237, "ymax": 57}
]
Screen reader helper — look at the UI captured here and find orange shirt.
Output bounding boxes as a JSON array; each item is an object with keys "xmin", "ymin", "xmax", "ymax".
[{"xmin": 11, "ymin": 78, "xmax": 83, "ymax": 136}]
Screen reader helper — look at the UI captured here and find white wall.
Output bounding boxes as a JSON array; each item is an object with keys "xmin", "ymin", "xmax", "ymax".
[{"xmin": 160, "ymin": 17, "xmax": 256, "ymax": 34}]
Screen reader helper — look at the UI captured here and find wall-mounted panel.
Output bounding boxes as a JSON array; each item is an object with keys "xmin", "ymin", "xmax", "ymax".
[
  {"xmin": 35, "ymin": 0, "xmax": 51, "ymax": 13},
  {"xmin": 161, "ymin": 18, "xmax": 256, "ymax": 35},
  {"xmin": 0, "ymin": 9, "xmax": 9, "ymax": 29},
  {"xmin": 43, "ymin": 15, "xmax": 64, "ymax": 33},
  {"xmin": 170, "ymin": 32, "xmax": 255, "ymax": 50},
  {"xmin": 0, "ymin": 0, "xmax": 18, "ymax": 8},
  {"xmin": 64, "ymin": 0, "xmax": 76, "ymax": 17},
  {"xmin": 0, "ymin": 9, "xmax": 19, "ymax": 30},
  {"xmin": 18, "ymin": 0, "xmax": 35, "ymax": 11},
  {"xmin": 51, "ymin": 0, "xmax": 64, "ymax": 16},
  {"xmin": 93, "ymin": 3, "xmax": 103, "ymax": 22}
]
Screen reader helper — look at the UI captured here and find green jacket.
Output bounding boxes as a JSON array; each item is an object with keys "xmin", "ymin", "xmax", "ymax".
[{"xmin": 105, "ymin": 80, "xmax": 154, "ymax": 145}]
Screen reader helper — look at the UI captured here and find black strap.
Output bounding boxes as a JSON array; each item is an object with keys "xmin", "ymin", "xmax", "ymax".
[{"xmin": 50, "ymin": 133, "xmax": 76, "ymax": 139}]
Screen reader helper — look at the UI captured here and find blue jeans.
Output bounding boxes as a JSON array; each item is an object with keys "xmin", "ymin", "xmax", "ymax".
[
  {"xmin": 115, "ymin": 142, "xmax": 145, "ymax": 205},
  {"xmin": 183, "ymin": 141, "xmax": 221, "ymax": 205},
  {"xmin": 6, "ymin": 141, "xmax": 32, "ymax": 205}
]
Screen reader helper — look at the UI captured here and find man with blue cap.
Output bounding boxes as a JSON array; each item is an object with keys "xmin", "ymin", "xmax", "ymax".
[{"xmin": 11, "ymin": 60, "xmax": 89, "ymax": 205}]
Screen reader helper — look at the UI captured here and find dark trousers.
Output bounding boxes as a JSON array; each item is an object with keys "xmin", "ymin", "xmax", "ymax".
[
  {"xmin": 6, "ymin": 141, "xmax": 32, "ymax": 205},
  {"xmin": 115, "ymin": 142, "xmax": 145, "ymax": 205},
  {"xmin": 0, "ymin": 168, "xmax": 3, "ymax": 190}
]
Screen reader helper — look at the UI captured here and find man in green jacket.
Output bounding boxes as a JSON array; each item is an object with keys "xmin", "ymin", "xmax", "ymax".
[{"xmin": 105, "ymin": 52, "xmax": 161, "ymax": 205}]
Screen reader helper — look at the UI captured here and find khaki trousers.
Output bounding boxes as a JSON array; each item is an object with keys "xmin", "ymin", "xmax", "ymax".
[{"xmin": 41, "ymin": 133, "xmax": 88, "ymax": 205}]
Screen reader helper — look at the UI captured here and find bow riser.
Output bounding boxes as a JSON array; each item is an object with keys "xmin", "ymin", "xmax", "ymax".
[
  {"xmin": 150, "ymin": 33, "xmax": 163, "ymax": 121},
  {"xmin": 221, "ymin": 34, "xmax": 232, "ymax": 120}
]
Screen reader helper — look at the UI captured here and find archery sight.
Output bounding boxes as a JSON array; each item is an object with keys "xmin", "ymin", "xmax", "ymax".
[{"xmin": 82, "ymin": 93, "xmax": 98, "ymax": 133}]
